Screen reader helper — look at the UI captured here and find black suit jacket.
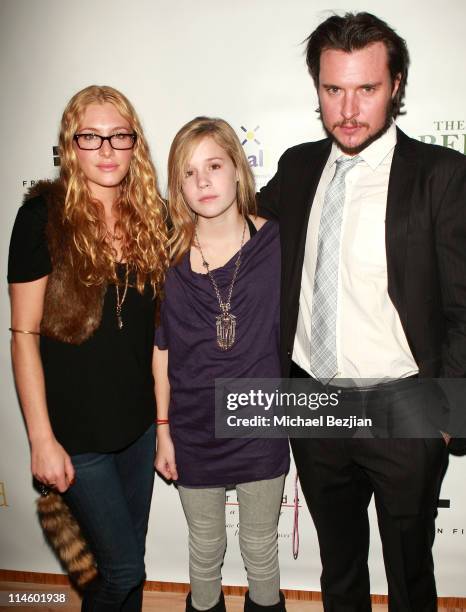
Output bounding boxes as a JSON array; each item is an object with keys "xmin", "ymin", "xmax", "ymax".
[{"xmin": 258, "ymin": 128, "xmax": 466, "ymax": 381}]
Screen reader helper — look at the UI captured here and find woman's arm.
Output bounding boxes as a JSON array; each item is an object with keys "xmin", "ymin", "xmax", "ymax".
[
  {"xmin": 10, "ymin": 279, "xmax": 75, "ymax": 492},
  {"xmin": 153, "ymin": 346, "xmax": 178, "ymax": 480}
]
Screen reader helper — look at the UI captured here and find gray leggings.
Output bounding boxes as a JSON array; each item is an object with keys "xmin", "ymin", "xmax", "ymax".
[{"xmin": 178, "ymin": 474, "xmax": 285, "ymax": 611}]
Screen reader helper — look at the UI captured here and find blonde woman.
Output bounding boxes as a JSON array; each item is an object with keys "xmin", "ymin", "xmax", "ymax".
[
  {"xmin": 154, "ymin": 117, "xmax": 289, "ymax": 612},
  {"xmin": 8, "ymin": 85, "xmax": 168, "ymax": 611}
]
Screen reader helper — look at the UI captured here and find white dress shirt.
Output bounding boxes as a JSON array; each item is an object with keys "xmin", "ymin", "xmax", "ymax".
[{"xmin": 292, "ymin": 123, "xmax": 418, "ymax": 382}]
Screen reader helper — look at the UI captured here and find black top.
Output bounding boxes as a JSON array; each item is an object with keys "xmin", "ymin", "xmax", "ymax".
[{"xmin": 8, "ymin": 196, "xmax": 156, "ymax": 455}]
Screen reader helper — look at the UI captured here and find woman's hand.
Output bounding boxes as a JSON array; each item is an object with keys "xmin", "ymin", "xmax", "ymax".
[
  {"xmin": 153, "ymin": 347, "xmax": 177, "ymax": 479},
  {"xmin": 31, "ymin": 435, "xmax": 75, "ymax": 493},
  {"xmin": 155, "ymin": 428, "xmax": 178, "ymax": 481}
]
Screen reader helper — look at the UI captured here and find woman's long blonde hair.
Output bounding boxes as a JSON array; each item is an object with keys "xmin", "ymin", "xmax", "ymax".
[
  {"xmin": 167, "ymin": 117, "xmax": 256, "ymax": 264},
  {"xmin": 59, "ymin": 85, "xmax": 169, "ymax": 292}
]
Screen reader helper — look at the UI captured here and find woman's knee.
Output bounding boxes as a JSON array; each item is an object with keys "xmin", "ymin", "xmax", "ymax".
[
  {"xmin": 189, "ymin": 529, "xmax": 227, "ymax": 568},
  {"xmin": 238, "ymin": 527, "xmax": 279, "ymax": 574},
  {"xmin": 99, "ymin": 558, "xmax": 145, "ymax": 595}
]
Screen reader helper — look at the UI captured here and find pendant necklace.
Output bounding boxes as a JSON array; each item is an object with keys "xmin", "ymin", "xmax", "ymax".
[
  {"xmin": 194, "ymin": 219, "xmax": 246, "ymax": 351},
  {"xmin": 115, "ymin": 264, "xmax": 129, "ymax": 330},
  {"xmin": 109, "ymin": 225, "xmax": 128, "ymax": 330}
]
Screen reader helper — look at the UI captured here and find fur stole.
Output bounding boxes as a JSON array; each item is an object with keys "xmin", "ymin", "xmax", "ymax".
[{"xmin": 26, "ymin": 180, "xmax": 106, "ymax": 344}]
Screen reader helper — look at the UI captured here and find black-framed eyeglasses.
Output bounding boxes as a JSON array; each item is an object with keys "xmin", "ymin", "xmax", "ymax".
[{"xmin": 73, "ymin": 132, "xmax": 137, "ymax": 150}]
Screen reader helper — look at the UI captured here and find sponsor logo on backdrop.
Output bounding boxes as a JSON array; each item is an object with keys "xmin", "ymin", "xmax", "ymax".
[
  {"xmin": 21, "ymin": 146, "xmax": 60, "ymax": 187},
  {"xmin": 419, "ymin": 119, "xmax": 465, "ymax": 154},
  {"xmin": 224, "ymin": 484, "xmax": 299, "ymax": 539},
  {"xmin": 436, "ymin": 498, "xmax": 464, "ymax": 535},
  {"xmin": 239, "ymin": 124, "xmax": 272, "ymax": 189},
  {"xmin": 241, "ymin": 125, "xmax": 261, "ymax": 147},
  {"xmin": 437, "ymin": 527, "xmax": 465, "ymax": 536},
  {"xmin": 0, "ymin": 481, "xmax": 9, "ymax": 507},
  {"xmin": 53, "ymin": 145, "xmax": 60, "ymax": 166}
]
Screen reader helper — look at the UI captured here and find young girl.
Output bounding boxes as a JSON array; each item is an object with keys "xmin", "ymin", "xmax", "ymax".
[
  {"xmin": 8, "ymin": 85, "xmax": 169, "ymax": 611},
  {"xmin": 154, "ymin": 117, "xmax": 289, "ymax": 612}
]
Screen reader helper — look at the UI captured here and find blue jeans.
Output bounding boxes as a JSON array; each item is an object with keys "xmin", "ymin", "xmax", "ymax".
[{"xmin": 63, "ymin": 425, "xmax": 155, "ymax": 612}]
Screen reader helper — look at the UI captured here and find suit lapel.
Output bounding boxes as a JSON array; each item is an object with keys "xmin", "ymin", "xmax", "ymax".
[
  {"xmin": 281, "ymin": 140, "xmax": 331, "ymax": 317},
  {"xmin": 283, "ymin": 139, "xmax": 331, "ymax": 266},
  {"xmin": 386, "ymin": 128, "xmax": 419, "ymax": 338},
  {"xmin": 280, "ymin": 140, "xmax": 331, "ymax": 354}
]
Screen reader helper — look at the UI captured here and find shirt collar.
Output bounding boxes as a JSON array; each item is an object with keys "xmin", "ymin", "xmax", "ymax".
[{"xmin": 328, "ymin": 122, "xmax": 397, "ymax": 170}]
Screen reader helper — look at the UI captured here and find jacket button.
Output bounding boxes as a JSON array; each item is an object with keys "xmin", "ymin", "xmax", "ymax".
[{"xmin": 287, "ymin": 350, "xmax": 291, "ymax": 357}]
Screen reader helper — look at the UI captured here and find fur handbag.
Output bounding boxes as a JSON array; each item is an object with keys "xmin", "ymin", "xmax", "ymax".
[{"xmin": 36, "ymin": 486, "xmax": 98, "ymax": 588}]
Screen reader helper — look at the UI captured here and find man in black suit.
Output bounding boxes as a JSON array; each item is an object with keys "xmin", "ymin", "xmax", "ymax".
[{"xmin": 258, "ymin": 12, "xmax": 466, "ymax": 612}]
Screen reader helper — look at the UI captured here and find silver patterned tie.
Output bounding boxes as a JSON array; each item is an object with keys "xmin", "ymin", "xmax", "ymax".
[{"xmin": 310, "ymin": 155, "xmax": 361, "ymax": 380}]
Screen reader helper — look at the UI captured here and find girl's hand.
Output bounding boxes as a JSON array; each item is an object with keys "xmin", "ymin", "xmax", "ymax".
[
  {"xmin": 31, "ymin": 436, "xmax": 75, "ymax": 493},
  {"xmin": 155, "ymin": 429, "xmax": 178, "ymax": 481}
]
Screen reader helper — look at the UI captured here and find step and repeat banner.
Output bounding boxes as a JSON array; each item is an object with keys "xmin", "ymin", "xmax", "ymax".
[{"xmin": 1, "ymin": 0, "xmax": 465, "ymax": 597}]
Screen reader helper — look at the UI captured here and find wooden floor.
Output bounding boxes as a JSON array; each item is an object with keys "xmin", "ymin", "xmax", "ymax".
[{"xmin": 0, "ymin": 582, "xmax": 464, "ymax": 612}]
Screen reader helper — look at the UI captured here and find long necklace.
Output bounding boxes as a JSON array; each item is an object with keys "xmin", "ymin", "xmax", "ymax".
[
  {"xmin": 115, "ymin": 264, "xmax": 129, "ymax": 330},
  {"xmin": 194, "ymin": 220, "xmax": 246, "ymax": 351},
  {"xmin": 108, "ymin": 224, "xmax": 128, "ymax": 330}
]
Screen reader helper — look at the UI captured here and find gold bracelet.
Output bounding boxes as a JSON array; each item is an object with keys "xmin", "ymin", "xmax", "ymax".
[{"xmin": 9, "ymin": 328, "xmax": 40, "ymax": 335}]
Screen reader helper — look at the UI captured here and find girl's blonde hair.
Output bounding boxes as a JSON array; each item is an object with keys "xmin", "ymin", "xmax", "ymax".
[
  {"xmin": 59, "ymin": 85, "xmax": 169, "ymax": 292},
  {"xmin": 167, "ymin": 116, "xmax": 256, "ymax": 264}
]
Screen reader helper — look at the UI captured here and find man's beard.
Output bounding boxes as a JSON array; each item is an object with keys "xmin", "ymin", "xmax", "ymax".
[{"xmin": 319, "ymin": 98, "xmax": 393, "ymax": 155}]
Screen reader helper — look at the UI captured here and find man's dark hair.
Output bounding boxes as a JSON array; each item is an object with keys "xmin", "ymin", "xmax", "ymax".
[{"xmin": 305, "ymin": 12, "xmax": 410, "ymax": 118}]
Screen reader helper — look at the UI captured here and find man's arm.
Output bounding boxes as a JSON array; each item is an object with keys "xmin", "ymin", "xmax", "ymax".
[
  {"xmin": 435, "ymin": 160, "xmax": 466, "ymax": 377},
  {"xmin": 433, "ymin": 157, "xmax": 466, "ymax": 452},
  {"xmin": 257, "ymin": 151, "xmax": 288, "ymax": 220}
]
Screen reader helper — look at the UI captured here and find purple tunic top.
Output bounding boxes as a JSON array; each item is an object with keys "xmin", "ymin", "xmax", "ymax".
[{"xmin": 155, "ymin": 220, "xmax": 289, "ymax": 487}]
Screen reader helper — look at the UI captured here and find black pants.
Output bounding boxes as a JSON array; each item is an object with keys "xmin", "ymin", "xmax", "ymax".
[{"xmin": 290, "ymin": 363, "xmax": 448, "ymax": 612}]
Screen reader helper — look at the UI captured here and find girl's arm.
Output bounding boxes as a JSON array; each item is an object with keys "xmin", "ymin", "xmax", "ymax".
[
  {"xmin": 153, "ymin": 346, "xmax": 178, "ymax": 480},
  {"xmin": 10, "ymin": 279, "xmax": 75, "ymax": 492}
]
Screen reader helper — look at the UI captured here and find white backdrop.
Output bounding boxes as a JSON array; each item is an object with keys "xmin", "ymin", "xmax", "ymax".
[{"xmin": 0, "ymin": 0, "xmax": 465, "ymax": 597}]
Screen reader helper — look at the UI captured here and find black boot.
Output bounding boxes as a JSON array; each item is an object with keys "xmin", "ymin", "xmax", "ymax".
[
  {"xmin": 244, "ymin": 590, "xmax": 286, "ymax": 612},
  {"xmin": 186, "ymin": 591, "xmax": 226, "ymax": 612}
]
